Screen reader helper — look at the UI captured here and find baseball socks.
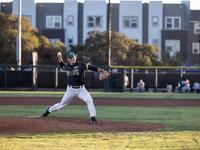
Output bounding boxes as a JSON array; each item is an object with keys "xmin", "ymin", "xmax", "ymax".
[
  {"xmin": 42, "ymin": 106, "xmax": 50, "ymax": 117},
  {"xmin": 90, "ymin": 116, "xmax": 99, "ymax": 124}
]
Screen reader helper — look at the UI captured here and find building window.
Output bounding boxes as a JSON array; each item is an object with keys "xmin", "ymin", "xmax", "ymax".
[
  {"xmin": 192, "ymin": 43, "xmax": 200, "ymax": 54},
  {"xmin": 194, "ymin": 23, "xmax": 200, "ymax": 34},
  {"xmin": 68, "ymin": 39, "xmax": 73, "ymax": 47},
  {"xmin": 152, "ymin": 16, "xmax": 159, "ymax": 27},
  {"xmin": 46, "ymin": 16, "xmax": 62, "ymax": 28},
  {"xmin": 87, "ymin": 16, "xmax": 102, "ymax": 28},
  {"xmin": 165, "ymin": 17, "xmax": 181, "ymax": 29},
  {"xmin": 165, "ymin": 40, "xmax": 180, "ymax": 52},
  {"xmin": 123, "ymin": 16, "xmax": 138, "ymax": 28},
  {"xmin": 49, "ymin": 39, "xmax": 61, "ymax": 45},
  {"xmin": 67, "ymin": 16, "xmax": 74, "ymax": 26},
  {"xmin": 153, "ymin": 39, "xmax": 159, "ymax": 46}
]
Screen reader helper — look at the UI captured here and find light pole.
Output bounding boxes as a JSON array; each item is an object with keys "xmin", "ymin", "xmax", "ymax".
[
  {"xmin": 16, "ymin": 0, "xmax": 21, "ymax": 70},
  {"xmin": 107, "ymin": 0, "xmax": 111, "ymax": 67}
]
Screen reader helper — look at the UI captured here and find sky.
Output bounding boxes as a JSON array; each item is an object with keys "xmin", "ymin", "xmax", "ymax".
[{"xmin": 1, "ymin": 0, "xmax": 200, "ymax": 10}]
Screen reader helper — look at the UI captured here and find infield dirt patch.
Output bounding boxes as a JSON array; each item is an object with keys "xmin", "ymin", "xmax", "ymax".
[{"xmin": 0, "ymin": 116, "xmax": 168, "ymax": 133}]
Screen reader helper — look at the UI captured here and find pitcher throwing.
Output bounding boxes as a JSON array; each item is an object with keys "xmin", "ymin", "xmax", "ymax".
[{"xmin": 42, "ymin": 51, "xmax": 108, "ymax": 124}]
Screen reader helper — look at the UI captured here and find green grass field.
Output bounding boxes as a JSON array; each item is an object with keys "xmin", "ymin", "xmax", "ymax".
[{"xmin": 0, "ymin": 91, "xmax": 200, "ymax": 149}]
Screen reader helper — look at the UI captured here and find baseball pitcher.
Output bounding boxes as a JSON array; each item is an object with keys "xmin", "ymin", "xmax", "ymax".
[{"xmin": 42, "ymin": 51, "xmax": 108, "ymax": 124}]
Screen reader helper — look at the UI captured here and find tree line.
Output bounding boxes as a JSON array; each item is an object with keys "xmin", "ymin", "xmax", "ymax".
[
  {"xmin": 0, "ymin": 13, "xmax": 184, "ymax": 66},
  {"xmin": 0, "ymin": 13, "xmax": 67, "ymax": 65}
]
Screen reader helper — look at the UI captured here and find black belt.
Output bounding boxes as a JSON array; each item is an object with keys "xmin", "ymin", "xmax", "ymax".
[{"xmin": 68, "ymin": 85, "xmax": 83, "ymax": 89}]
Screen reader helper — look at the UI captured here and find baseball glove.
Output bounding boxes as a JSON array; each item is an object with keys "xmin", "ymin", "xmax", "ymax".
[{"xmin": 99, "ymin": 70, "xmax": 108, "ymax": 80}]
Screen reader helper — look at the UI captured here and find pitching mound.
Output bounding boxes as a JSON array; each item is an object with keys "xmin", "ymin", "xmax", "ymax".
[{"xmin": 0, "ymin": 117, "xmax": 168, "ymax": 133}]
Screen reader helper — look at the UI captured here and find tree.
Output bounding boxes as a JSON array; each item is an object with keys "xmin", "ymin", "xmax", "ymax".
[
  {"xmin": 70, "ymin": 44, "xmax": 85, "ymax": 62},
  {"xmin": 35, "ymin": 35, "xmax": 67, "ymax": 65},
  {"xmin": 111, "ymin": 33, "xmax": 160, "ymax": 66},
  {"xmin": 84, "ymin": 30, "xmax": 107, "ymax": 65},
  {"xmin": 71, "ymin": 30, "xmax": 161, "ymax": 66},
  {"xmin": 111, "ymin": 31, "xmax": 134, "ymax": 65},
  {"xmin": 129, "ymin": 44, "xmax": 161, "ymax": 66},
  {"xmin": 161, "ymin": 50, "xmax": 184, "ymax": 66},
  {"xmin": 70, "ymin": 30, "xmax": 107, "ymax": 65},
  {"xmin": 0, "ymin": 13, "xmax": 67, "ymax": 65}
]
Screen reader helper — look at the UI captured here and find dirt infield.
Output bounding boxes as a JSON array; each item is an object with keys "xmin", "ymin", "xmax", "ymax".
[
  {"xmin": 1, "ymin": 97, "xmax": 199, "ymax": 107},
  {"xmin": 1, "ymin": 97, "xmax": 199, "ymax": 133}
]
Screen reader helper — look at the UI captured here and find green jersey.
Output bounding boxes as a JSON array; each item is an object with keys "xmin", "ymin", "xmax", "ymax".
[{"xmin": 63, "ymin": 62, "xmax": 87, "ymax": 86}]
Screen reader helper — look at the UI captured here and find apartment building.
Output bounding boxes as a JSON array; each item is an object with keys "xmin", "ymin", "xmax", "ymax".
[
  {"xmin": 83, "ymin": 0, "xmax": 107, "ymax": 43},
  {"xmin": 190, "ymin": 10, "xmax": 200, "ymax": 66},
  {"xmin": 147, "ymin": 1, "xmax": 163, "ymax": 60},
  {"xmin": 64, "ymin": 0, "xmax": 78, "ymax": 49},
  {"xmin": 36, "ymin": 2, "xmax": 64, "ymax": 45},
  {"xmin": 0, "ymin": 2, "xmax": 12, "ymax": 15},
  {"xmin": 162, "ymin": 2, "xmax": 190, "ymax": 61},
  {"xmin": 119, "ymin": 0, "xmax": 143, "ymax": 44},
  {"xmin": 13, "ymin": 0, "xmax": 36, "ymax": 27},
  {"xmin": 1, "ymin": 0, "xmax": 198, "ymax": 65}
]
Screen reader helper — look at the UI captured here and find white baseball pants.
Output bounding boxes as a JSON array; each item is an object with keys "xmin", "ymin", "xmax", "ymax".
[{"xmin": 49, "ymin": 86, "xmax": 96, "ymax": 117}]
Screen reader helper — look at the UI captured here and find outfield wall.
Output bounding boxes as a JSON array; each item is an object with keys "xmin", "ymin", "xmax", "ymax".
[{"xmin": 0, "ymin": 69, "xmax": 199, "ymax": 92}]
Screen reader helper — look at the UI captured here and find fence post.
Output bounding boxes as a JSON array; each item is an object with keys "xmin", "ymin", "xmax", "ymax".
[
  {"xmin": 154, "ymin": 68, "xmax": 157, "ymax": 93},
  {"xmin": 121, "ymin": 68, "xmax": 124, "ymax": 92},
  {"xmin": 55, "ymin": 67, "xmax": 58, "ymax": 91},
  {"xmin": 31, "ymin": 66, "xmax": 34, "ymax": 91},
  {"xmin": 4, "ymin": 66, "xmax": 7, "ymax": 91},
  {"xmin": 104, "ymin": 66, "xmax": 110, "ymax": 92},
  {"xmin": 130, "ymin": 68, "xmax": 133, "ymax": 93},
  {"xmin": 110, "ymin": 68, "xmax": 113, "ymax": 92},
  {"xmin": 179, "ymin": 68, "xmax": 183, "ymax": 93}
]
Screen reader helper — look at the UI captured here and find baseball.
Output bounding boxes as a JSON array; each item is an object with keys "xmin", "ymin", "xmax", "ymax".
[{"xmin": 57, "ymin": 52, "xmax": 62, "ymax": 56}]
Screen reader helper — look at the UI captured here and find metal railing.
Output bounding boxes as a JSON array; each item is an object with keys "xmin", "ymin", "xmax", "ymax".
[{"xmin": 109, "ymin": 65, "xmax": 200, "ymax": 93}]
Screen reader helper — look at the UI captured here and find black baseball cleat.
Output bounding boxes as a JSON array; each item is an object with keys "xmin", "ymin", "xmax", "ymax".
[
  {"xmin": 42, "ymin": 106, "xmax": 50, "ymax": 117},
  {"xmin": 90, "ymin": 117, "xmax": 99, "ymax": 124}
]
